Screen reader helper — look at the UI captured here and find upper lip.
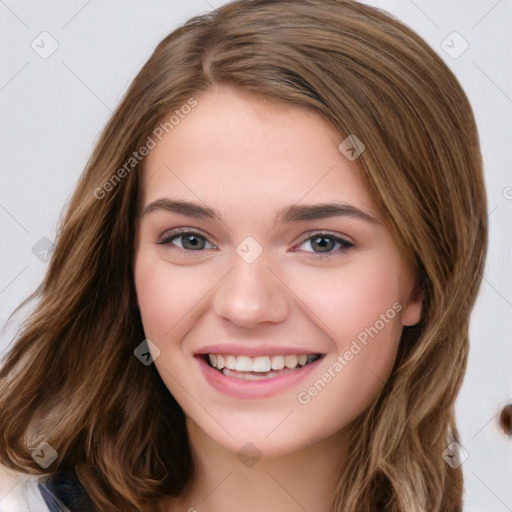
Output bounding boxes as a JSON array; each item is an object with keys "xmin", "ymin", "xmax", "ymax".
[{"xmin": 194, "ymin": 344, "xmax": 326, "ymax": 357}]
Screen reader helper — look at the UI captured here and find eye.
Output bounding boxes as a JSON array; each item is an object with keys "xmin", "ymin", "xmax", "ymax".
[
  {"xmin": 294, "ymin": 232, "xmax": 354, "ymax": 260},
  {"xmin": 157, "ymin": 229, "xmax": 217, "ymax": 252},
  {"xmin": 156, "ymin": 229, "xmax": 354, "ymax": 260}
]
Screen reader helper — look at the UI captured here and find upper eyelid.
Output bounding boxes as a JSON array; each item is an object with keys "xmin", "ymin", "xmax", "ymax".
[
  {"xmin": 158, "ymin": 228, "xmax": 216, "ymax": 247},
  {"xmin": 297, "ymin": 230, "xmax": 353, "ymax": 245},
  {"xmin": 159, "ymin": 227, "xmax": 213, "ymax": 240}
]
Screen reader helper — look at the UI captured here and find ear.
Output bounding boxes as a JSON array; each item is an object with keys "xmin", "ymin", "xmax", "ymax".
[{"xmin": 401, "ymin": 283, "xmax": 424, "ymax": 326}]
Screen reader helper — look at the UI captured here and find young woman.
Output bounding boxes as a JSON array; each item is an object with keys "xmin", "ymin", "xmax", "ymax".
[{"xmin": 0, "ymin": 0, "xmax": 487, "ymax": 511}]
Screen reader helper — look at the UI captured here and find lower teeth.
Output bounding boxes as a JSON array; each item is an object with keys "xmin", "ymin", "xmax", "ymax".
[{"xmin": 221, "ymin": 366, "xmax": 302, "ymax": 381}]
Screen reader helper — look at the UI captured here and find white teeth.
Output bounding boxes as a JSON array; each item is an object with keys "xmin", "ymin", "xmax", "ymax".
[
  {"xmin": 206, "ymin": 353, "xmax": 318, "ymax": 372},
  {"xmin": 235, "ymin": 356, "xmax": 253, "ymax": 372},
  {"xmin": 226, "ymin": 355, "xmax": 236, "ymax": 370},
  {"xmin": 271, "ymin": 355, "xmax": 284, "ymax": 370},
  {"xmin": 223, "ymin": 368, "xmax": 278, "ymax": 381},
  {"xmin": 253, "ymin": 356, "xmax": 271, "ymax": 372},
  {"xmin": 284, "ymin": 355, "xmax": 298, "ymax": 368}
]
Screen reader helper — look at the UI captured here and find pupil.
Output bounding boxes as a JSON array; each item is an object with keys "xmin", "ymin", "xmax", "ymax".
[
  {"xmin": 312, "ymin": 236, "xmax": 333, "ymax": 253},
  {"xmin": 183, "ymin": 235, "xmax": 203, "ymax": 250}
]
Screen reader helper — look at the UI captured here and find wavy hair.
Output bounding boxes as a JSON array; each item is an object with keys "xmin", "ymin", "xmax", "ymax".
[{"xmin": 0, "ymin": 1, "xmax": 487, "ymax": 510}]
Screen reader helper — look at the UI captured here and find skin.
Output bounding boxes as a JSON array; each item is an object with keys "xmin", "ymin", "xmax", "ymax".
[{"xmin": 134, "ymin": 85, "xmax": 423, "ymax": 512}]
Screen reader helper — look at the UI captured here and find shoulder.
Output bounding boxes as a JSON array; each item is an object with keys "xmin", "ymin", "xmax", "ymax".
[
  {"xmin": 0, "ymin": 465, "xmax": 96, "ymax": 512},
  {"xmin": 0, "ymin": 465, "xmax": 50, "ymax": 512}
]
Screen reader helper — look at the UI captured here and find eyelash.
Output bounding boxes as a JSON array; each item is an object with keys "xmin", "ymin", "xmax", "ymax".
[{"xmin": 157, "ymin": 228, "xmax": 355, "ymax": 261}]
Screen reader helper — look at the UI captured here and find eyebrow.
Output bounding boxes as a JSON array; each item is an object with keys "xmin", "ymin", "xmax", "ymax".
[{"xmin": 142, "ymin": 199, "xmax": 380, "ymax": 225}]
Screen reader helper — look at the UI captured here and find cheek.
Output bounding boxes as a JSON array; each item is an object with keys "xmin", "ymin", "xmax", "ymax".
[
  {"xmin": 341, "ymin": 263, "xmax": 403, "ymax": 347},
  {"xmin": 134, "ymin": 255, "xmax": 201, "ymax": 339},
  {"xmin": 290, "ymin": 256, "xmax": 405, "ymax": 419},
  {"xmin": 287, "ymin": 254, "xmax": 405, "ymax": 341}
]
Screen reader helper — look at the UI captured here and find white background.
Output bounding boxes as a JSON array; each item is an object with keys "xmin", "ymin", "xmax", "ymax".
[{"xmin": 0, "ymin": 1, "xmax": 511, "ymax": 511}]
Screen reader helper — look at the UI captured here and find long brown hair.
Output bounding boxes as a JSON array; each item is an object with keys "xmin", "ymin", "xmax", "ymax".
[{"xmin": 0, "ymin": 1, "xmax": 487, "ymax": 510}]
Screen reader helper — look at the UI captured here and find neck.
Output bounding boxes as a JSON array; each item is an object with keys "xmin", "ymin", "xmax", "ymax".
[{"xmin": 163, "ymin": 419, "xmax": 346, "ymax": 512}]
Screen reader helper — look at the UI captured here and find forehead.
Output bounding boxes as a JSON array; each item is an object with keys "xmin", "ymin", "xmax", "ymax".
[{"xmin": 141, "ymin": 85, "xmax": 377, "ymax": 218}]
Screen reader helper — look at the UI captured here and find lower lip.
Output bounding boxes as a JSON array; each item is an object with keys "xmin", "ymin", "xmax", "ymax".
[{"xmin": 196, "ymin": 356, "xmax": 323, "ymax": 399}]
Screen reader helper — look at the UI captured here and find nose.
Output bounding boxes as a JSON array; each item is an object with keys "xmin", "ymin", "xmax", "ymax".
[{"xmin": 212, "ymin": 254, "xmax": 290, "ymax": 329}]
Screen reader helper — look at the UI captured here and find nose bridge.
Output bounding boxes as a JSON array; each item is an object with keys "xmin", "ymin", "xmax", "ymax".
[{"xmin": 212, "ymin": 248, "xmax": 290, "ymax": 328}]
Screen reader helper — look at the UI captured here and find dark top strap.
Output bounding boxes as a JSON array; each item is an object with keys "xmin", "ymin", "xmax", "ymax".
[{"xmin": 38, "ymin": 471, "xmax": 96, "ymax": 512}]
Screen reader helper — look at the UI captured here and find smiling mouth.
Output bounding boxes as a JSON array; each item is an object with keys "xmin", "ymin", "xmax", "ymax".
[{"xmin": 201, "ymin": 353, "xmax": 324, "ymax": 381}]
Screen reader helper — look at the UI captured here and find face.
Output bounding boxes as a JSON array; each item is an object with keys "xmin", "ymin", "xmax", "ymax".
[{"xmin": 134, "ymin": 85, "xmax": 422, "ymax": 457}]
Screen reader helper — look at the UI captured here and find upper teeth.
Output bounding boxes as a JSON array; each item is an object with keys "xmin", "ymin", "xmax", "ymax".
[{"xmin": 208, "ymin": 354, "xmax": 318, "ymax": 372}]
